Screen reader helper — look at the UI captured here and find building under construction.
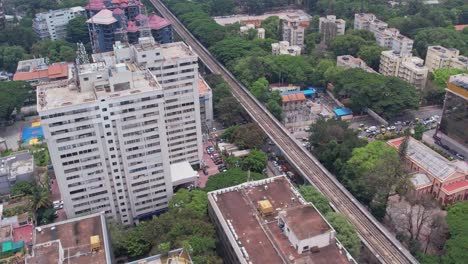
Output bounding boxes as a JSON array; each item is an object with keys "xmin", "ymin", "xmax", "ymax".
[{"xmin": 85, "ymin": 0, "xmax": 173, "ymax": 52}]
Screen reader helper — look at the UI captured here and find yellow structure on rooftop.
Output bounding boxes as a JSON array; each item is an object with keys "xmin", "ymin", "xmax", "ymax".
[
  {"xmin": 257, "ymin": 199, "xmax": 273, "ymax": 216},
  {"xmin": 90, "ymin": 235, "xmax": 101, "ymax": 252}
]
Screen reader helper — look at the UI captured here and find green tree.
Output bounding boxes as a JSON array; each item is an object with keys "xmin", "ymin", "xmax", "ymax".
[
  {"xmin": 168, "ymin": 189, "xmax": 208, "ymax": 218},
  {"xmin": 241, "ymin": 149, "xmax": 267, "ymax": 172},
  {"xmin": 66, "ymin": 16, "xmax": 90, "ymax": 44},
  {"xmin": 0, "ymin": 45, "xmax": 30, "ymax": 72},
  {"xmin": 249, "ymin": 77, "xmax": 269, "ymax": 103},
  {"xmin": 330, "ymin": 35, "xmax": 367, "ymax": 56},
  {"xmin": 298, "ymin": 185, "xmax": 331, "ymax": 214},
  {"xmin": 331, "ymin": 69, "xmax": 419, "ymax": 118},
  {"xmin": 261, "ymin": 16, "xmax": 280, "ymax": 40},
  {"xmin": 36, "ymin": 207, "xmax": 56, "ymax": 225},
  {"xmin": 413, "ymin": 123, "xmax": 426, "ymax": 140},
  {"xmin": 358, "ymin": 45, "xmax": 386, "ymax": 71},
  {"xmin": 442, "ymin": 202, "xmax": 468, "ymax": 263},
  {"xmin": 413, "ymin": 28, "xmax": 467, "ymax": 58},
  {"xmin": 348, "ymin": 29, "xmax": 376, "ymax": 41},
  {"xmin": 10, "ymin": 181, "xmax": 35, "ymax": 196},
  {"xmin": 204, "ymin": 168, "xmax": 266, "ymax": 192},
  {"xmin": 432, "ymin": 68, "xmax": 468, "ymax": 88},
  {"xmin": 230, "ymin": 123, "xmax": 266, "ymax": 149},
  {"xmin": 344, "ymin": 141, "xmax": 405, "ymax": 219},
  {"xmin": 0, "ymin": 81, "xmax": 32, "ymax": 121},
  {"xmin": 325, "ymin": 212, "xmax": 361, "ymax": 257}
]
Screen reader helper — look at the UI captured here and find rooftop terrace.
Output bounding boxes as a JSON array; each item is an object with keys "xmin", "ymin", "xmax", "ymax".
[
  {"xmin": 26, "ymin": 212, "xmax": 111, "ymax": 264},
  {"xmin": 208, "ymin": 176, "xmax": 355, "ymax": 264}
]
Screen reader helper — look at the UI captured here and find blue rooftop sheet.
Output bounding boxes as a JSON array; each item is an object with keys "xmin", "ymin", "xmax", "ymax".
[{"xmin": 333, "ymin": 107, "xmax": 353, "ymax": 116}]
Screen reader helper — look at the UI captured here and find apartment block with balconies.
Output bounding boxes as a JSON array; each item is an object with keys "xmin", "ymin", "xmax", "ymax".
[
  {"xmin": 38, "ymin": 39, "xmax": 202, "ymax": 225},
  {"xmin": 33, "ymin": 6, "xmax": 85, "ymax": 40},
  {"xmin": 425, "ymin": 46, "xmax": 468, "ymax": 72}
]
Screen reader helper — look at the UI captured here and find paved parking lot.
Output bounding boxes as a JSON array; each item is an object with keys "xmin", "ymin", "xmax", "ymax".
[{"xmin": 198, "ymin": 142, "xmax": 222, "ymax": 187}]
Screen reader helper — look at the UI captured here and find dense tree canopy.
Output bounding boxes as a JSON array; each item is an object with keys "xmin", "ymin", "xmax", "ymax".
[
  {"xmin": 0, "ymin": 81, "xmax": 32, "ymax": 121},
  {"xmin": 0, "ymin": 45, "xmax": 31, "ymax": 72},
  {"xmin": 343, "ymin": 141, "xmax": 405, "ymax": 219},
  {"xmin": 241, "ymin": 149, "xmax": 267, "ymax": 173},
  {"xmin": 66, "ymin": 16, "xmax": 90, "ymax": 44},
  {"xmin": 109, "ymin": 189, "xmax": 221, "ymax": 263},
  {"xmin": 442, "ymin": 202, "xmax": 468, "ymax": 263},
  {"xmin": 31, "ymin": 40, "xmax": 76, "ymax": 62},
  {"xmin": 331, "ymin": 69, "xmax": 419, "ymax": 118},
  {"xmin": 413, "ymin": 28, "xmax": 468, "ymax": 58},
  {"xmin": 204, "ymin": 168, "xmax": 266, "ymax": 192},
  {"xmin": 221, "ymin": 123, "xmax": 266, "ymax": 150}
]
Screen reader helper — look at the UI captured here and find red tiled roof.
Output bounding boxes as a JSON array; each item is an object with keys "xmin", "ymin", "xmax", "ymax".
[
  {"xmin": 282, "ymin": 93, "xmax": 306, "ymax": 103},
  {"xmin": 85, "ymin": 0, "xmax": 106, "ymax": 10},
  {"xmin": 388, "ymin": 138, "xmax": 404, "ymax": 148},
  {"xmin": 454, "ymin": 24, "xmax": 468, "ymax": 31},
  {"xmin": 148, "ymin": 14, "xmax": 171, "ymax": 30},
  {"xmin": 135, "ymin": 14, "xmax": 147, "ymax": 20},
  {"xmin": 442, "ymin": 180, "xmax": 468, "ymax": 194},
  {"xmin": 113, "ymin": 8, "xmax": 124, "ymax": 15},
  {"xmin": 127, "ymin": 20, "xmax": 139, "ymax": 32},
  {"xmin": 13, "ymin": 63, "xmax": 68, "ymax": 81}
]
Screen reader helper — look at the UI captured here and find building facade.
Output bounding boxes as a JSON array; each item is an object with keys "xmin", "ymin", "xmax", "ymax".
[
  {"xmin": 32, "ymin": 7, "xmax": 85, "ymax": 40},
  {"xmin": 282, "ymin": 16, "xmax": 306, "ymax": 47},
  {"xmin": 379, "ymin": 50, "xmax": 428, "ymax": 89},
  {"xmin": 271, "ymin": 41, "xmax": 301, "ymax": 56},
  {"xmin": 319, "ymin": 15, "xmax": 346, "ymax": 45},
  {"xmin": 425, "ymin": 46, "xmax": 468, "ymax": 72},
  {"xmin": 435, "ymin": 74, "xmax": 468, "ymax": 158},
  {"xmin": 388, "ymin": 137, "xmax": 468, "ymax": 204},
  {"xmin": 198, "ymin": 75, "xmax": 213, "ymax": 131},
  {"xmin": 354, "ymin": 13, "xmax": 413, "ymax": 55},
  {"xmin": 0, "ymin": 151, "xmax": 34, "ymax": 195},
  {"xmin": 38, "ymin": 39, "xmax": 202, "ymax": 224}
]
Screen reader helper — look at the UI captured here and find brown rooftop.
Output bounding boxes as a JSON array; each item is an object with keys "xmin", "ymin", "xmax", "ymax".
[
  {"xmin": 210, "ymin": 176, "xmax": 353, "ymax": 264},
  {"xmin": 26, "ymin": 212, "xmax": 111, "ymax": 264}
]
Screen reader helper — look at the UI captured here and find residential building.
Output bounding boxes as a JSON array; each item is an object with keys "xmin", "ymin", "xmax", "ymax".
[
  {"xmin": 0, "ymin": 151, "xmax": 34, "ymax": 195},
  {"xmin": 85, "ymin": 0, "xmax": 172, "ymax": 52},
  {"xmin": 398, "ymin": 56, "xmax": 428, "ymax": 89},
  {"xmin": 425, "ymin": 46, "xmax": 468, "ymax": 72},
  {"xmin": 336, "ymin": 55, "xmax": 378, "ymax": 74},
  {"xmin": 0, "ymin": 0, "xmax": 5, "ymax": 29},
  {"xmin": 198, "ymin": 75, "xmax": 213, "ymax": 131},
  {"xmin": 379, "ymin": 50, "xmax": 428, "ymax": 89},
  {"xmin": 271, "ymin": 41, "xmax": 301, "ymax": 56},
  {"xmin": 282, "ymin": 93, "xmax": 306, "ymax": 111},
  {"xmin": 147, "ymin": 14, "xmax": 173, "ymax": 44},
  {"xmin": 13, "ymin": 58, "xmax": 70, "ymax": 85},
  {"xmin": 435, "ymin": 74, "xmax": 468, "ymax": 158},
  {"xmin": 25, "ymin": 212, "xmax": 113, "ymax": 264},
  {"xmin": 32, "ymin": 7, "xmax": 85, "ymax": 40},
  {"xmin": 257, "ymin": 28, "xmax": 265, "ymax": 39},
  {"xmin": 240, "ymin": 23, "xmax": 255, "ymax": 35},
  {"xmin": 282, "ymin": 15, "xmax": 307, "ymax": 47},
  {"xmin": 319, "ymin": 15, "xmax": 346, "ymax": 44},
  {"xmin": 207, "ymin": 176, "xmax": 356, "ymax": 264},
  {"xmin": 354, "ymin": 13, "xmax": 413, "ymax": 55},
  {"xmin": 128, "ymin": 248, "xmax": 192, "ymax": 264},
  {"xmin": 87, "ymin": 9, "xmax": 120, "ymax": 52},
  {"xmin": 388, "ymin": 137, "xmax": 468, "ymax": 204},
  {"xmin": 38, "ymin": 38, "xmax": 202, "ymax": 224}
]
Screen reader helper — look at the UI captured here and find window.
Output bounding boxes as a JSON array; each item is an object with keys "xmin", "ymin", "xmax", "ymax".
[{"xmin": 83, "ymin": 77, "xmax": 89, "ymax": 81}]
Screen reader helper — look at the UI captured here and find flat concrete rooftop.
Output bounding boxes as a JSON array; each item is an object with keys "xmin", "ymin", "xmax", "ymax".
[
  {"xmin": 209, "ymin": 176, "xmax": 352, "ymax": 264},
  {"xmin": 26, "ymin": 212, "xmax": 111, "ymax": 264}
]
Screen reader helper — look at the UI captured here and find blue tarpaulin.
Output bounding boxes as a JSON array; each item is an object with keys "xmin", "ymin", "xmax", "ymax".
[{"xmin": 333, "ymin": 107, "xmax": 353, "ymax": 117}]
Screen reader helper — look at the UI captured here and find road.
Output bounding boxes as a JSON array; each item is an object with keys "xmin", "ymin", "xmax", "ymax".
[{"xmin": 149, "ymin": 0, "xmax": 418, "ymax": 263}]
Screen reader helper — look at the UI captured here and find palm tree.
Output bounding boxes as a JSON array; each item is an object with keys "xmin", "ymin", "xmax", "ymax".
[{"xmin": 29, "ymin": 186, "xmax": 50, "ymax": 224}]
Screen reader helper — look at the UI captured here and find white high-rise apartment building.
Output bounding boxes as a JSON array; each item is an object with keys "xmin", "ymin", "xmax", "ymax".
[
  {"xmin": 379, "ymin": 50, "xmax": 428, "ymax": 89},
  {"xmin": 354, "ymin": 13, "xmax": 413, "ymax": 55},
  {"xmin": 38, "ymin": 38, "xmax": 202, "ymax": 225},
  {"xmin": 425, "ymin": 46, "xmax": 468, "ymax": 72},
  {"xmin": 33, "ymin": 6, "xmax": 85, "ymax": 40}
]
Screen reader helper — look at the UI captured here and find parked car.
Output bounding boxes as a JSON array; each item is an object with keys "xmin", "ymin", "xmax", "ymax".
[
  {"xmin": 203, "ymin": 168, "xmax": 209, "ymax": 175},
  {"xmin": 456, "ymin": 153, "xmax": 465, "ymax": 161}
]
